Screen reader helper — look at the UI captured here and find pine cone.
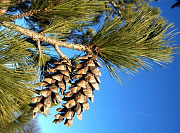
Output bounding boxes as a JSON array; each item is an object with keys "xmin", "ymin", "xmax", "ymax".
[
  {"xmin": 31, "ymin": 58, "xmax": 72, "ymax": 118},
  {"xmin": 53, "ymin": 54, "xmax": 102, "ymax": 127}
]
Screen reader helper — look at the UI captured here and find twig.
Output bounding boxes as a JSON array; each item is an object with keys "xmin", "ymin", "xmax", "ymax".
[
  {"xmin": 12, "ymin": 10, "xmax": 39, "ymax": 20},
  {"xmin": 12, "ymin": 8, "xmax": 52, "ymax": 20},
  {"xmin": 37, "ymin": 40, "xmax": 42, "ymax": 58},
  {"xmin": 54, "ymin": 44, "xmax": 68, "ymax": 60},
  {"xmin": 12, "ymin": 0, "xmax": 64, "ymax": 20}
]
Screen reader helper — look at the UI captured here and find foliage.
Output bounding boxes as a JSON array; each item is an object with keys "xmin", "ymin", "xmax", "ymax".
[
  {"xmin": 0, "ymin": 28, "xmax": 38, "ymax": 124},
  {"xmin": 0, "ymin": 104, "xmax": 41, "ymax": 133},
  {"xmin": 8, "ymin": 0, "xmax": 106, "ymax": 39},
  {"xmin": 91, "ymin": 4, "xmax": 177, "ymax": 80}
]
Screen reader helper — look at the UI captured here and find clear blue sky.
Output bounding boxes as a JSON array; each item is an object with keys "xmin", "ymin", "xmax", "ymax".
[{"xmin": 38, "ymin": 1, "xmax": 180, "ymax": 133}]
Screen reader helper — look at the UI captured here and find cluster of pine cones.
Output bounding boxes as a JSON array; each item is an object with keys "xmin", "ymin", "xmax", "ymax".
[{"xmin": 31, "ymin": 54, "xmax": 102, "ymax": 127}]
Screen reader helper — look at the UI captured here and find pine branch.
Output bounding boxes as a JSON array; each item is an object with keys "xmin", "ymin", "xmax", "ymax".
[
  {"xmin": 91, "ymin": 6, "xmax": 177, "ymax": 80},
  {"xmin": 1, "ymin": 21, "xmax": 91, "ymax": 52},
  {"xmin": 12, "ymin": 7, "xmax": 54, "ymax": 20},
  {"xmin": 12, "ymin": 9, "xmax": 42, "ymax": 20}
]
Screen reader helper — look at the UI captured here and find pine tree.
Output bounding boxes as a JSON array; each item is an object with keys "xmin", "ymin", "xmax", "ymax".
[{"xmin": 0, "ymin": 0, "xmax": 178, "ymax": 128}]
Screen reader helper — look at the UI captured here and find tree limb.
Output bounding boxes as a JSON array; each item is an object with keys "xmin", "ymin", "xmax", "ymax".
[{"xmin": 0, "ymin": 21, "xmax": 91, "ymax": 52}]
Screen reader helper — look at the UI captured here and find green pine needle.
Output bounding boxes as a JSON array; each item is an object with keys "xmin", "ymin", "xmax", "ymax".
[
  {"xmin": 91, "ymin": 5, "xmax": 178, "ymax": 82},
  {"xmin": 0, "ymin": 28, "xmax": 38, "ymax": 123}
]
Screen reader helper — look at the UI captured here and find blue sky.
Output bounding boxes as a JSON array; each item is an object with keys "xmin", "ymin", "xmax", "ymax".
[{"xmin": 38, "ymin": 1, "xmax": 180, "ymax": 133}]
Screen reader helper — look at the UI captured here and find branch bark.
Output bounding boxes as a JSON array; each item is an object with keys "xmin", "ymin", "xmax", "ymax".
[{"xmin": 1, "ymin": 21, "xmax": 91, "ymax": 52}]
